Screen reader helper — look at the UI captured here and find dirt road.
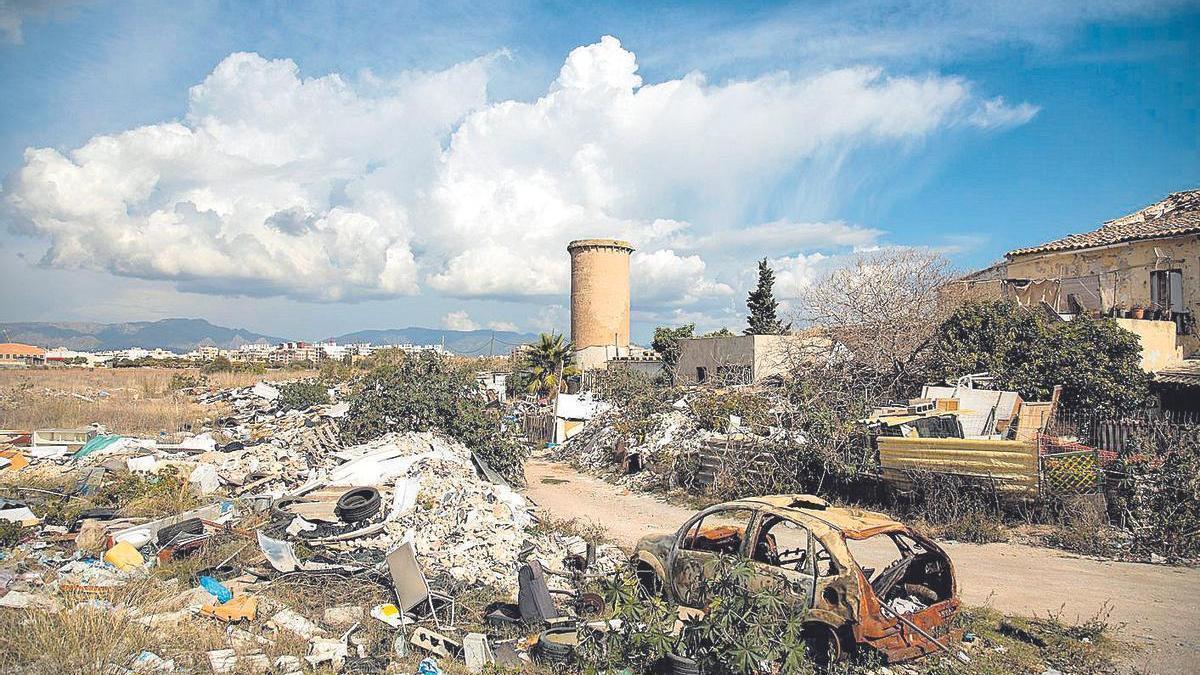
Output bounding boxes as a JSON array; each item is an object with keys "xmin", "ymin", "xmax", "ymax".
[{"xmin": 524, "ymin": 458, "xmax": 1200, "ymax": 674}]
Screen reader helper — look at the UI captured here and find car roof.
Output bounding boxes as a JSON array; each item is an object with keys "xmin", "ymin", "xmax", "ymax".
[{"xmin": 727, "ymin": 494, "xmax": 907, "ymax": 539}]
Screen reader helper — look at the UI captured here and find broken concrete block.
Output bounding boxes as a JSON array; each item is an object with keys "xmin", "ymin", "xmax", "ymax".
[
  {"xmin": 411, "ymin": 627, "xmax": 460, "ymax": 659},
  {"xmin": 305, "ymin": 638, "xmax": 348, "ymax": 670},
  {"xmin": 206, "ymin": 649, "xmax": 237, "ymax": 674},
  {"xmin": 463, "ymin": 633, "xmax": 494, "ymax": 673},
  {"xmin": 267, "ymin": 608, "xmax": 324, "ymax": 639}
]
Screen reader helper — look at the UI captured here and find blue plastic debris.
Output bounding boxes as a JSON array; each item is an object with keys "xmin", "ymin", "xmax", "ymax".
[{"xmin": 199, "ymin": 575, "xmax": 232, "ymax": 604}]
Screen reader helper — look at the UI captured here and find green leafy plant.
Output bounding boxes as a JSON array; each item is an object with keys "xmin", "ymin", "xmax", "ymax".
[
  {"xmin": 689, "ymin": 388, "xmax": 771, "ymax": 433},
  {"xmin": 168, "ymin": 372, "xmax": 208, "ymax": 391},
  {"xmin": 580, "ymin": 558, "xmax": 813, "ymax": 675},
  {"xmin": 652, "ymin": 323, "xmax": 695, "ymax": 377},
  {"xmin": 932, "ymin": 301, "xmax": 1149, "ymax": 415},
  {"xmin": 591, "ymin": 369, "xmax": 668, "ymax": 442},
  {"xmin": 275, "ymin": 380, "xmax": 330, "ymax": 411},
  {"xmin": 521, "ymin": 332, "xmax": 578, "ymax": 397}
]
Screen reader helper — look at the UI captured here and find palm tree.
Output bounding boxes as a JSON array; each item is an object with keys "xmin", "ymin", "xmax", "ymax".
[{"xmin": 524, "ymin": 332, "xmax": 578, "ymax": 398}]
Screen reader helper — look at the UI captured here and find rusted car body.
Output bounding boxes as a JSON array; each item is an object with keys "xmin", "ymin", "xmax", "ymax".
[{"xmin": 633, "ymin": 494, "xmax": 960, "ymax": 664}]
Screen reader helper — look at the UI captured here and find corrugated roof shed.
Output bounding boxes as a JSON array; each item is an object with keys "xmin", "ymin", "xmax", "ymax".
[{"xmin": 1008, "ymin": 189, "xmax": 1200, "ymax": 257}]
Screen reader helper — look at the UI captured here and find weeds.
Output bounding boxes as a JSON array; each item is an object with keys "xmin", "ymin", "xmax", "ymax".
[
  {"xmin": 580, "ymin": 558, "xmax": 813, "ymax": 674},
  {"xmin": 531, "ymin": 513, "xmax": 610, "ymax": 545}
]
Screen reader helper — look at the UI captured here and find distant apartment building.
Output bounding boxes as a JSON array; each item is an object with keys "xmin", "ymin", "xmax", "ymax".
[{"xmin": 43, "ymin": 347, "xmax": 105, "ymax": 367}]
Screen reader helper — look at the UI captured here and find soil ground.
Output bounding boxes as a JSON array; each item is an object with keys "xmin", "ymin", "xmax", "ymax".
[{"xmin": 524, "ymin": 457, "xmax": 1200, "ymax": 675}]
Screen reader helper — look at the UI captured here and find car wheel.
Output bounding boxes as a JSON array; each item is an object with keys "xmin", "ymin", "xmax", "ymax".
[
  {"xmin": 636, "ymin": 561, "xmax": 665, "ymax": 599},
  {"xmin": 801, "ymin": 623, "xmax": 844, "ymax": 668}
]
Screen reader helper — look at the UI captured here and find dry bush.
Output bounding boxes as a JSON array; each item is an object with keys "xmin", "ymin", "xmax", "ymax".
[
  {"xmin": 0, "ymin": 368, "xmax": 209, "ymax": 435},
  {"xmin": 797, "ymin": 248, "xmax": 960, "ymax": 394},
  {"xmin": 897, "ymin": 471, "xmax": 1008, "ymax": 544}
]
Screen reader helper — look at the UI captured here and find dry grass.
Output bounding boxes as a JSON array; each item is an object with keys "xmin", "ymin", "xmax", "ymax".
[
  {"xmin": 0, "ymin": 580, "xmax": 231, "ymax": 674},
  {"xmin": 0, "ymin": 368, "xmax": 315, "ymax": 437}
]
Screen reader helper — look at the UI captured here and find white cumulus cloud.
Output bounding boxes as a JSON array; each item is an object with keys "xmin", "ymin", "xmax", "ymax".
[
  {"xmin": 3, "ymin": 36, "xmax": 1036, "ymax": 315},
  {"xmin": 440, "ymin": 310, "xmax": 478, "ymax": 331}
]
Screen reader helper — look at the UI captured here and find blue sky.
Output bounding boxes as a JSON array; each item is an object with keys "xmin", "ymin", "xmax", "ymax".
[{"xmin": 0, "ymin": 0, "xmax": 1197, "ymax": 342}]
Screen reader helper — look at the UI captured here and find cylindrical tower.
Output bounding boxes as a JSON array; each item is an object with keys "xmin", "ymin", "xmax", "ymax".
[{"xmin": 567, "ymin": 238, "xmax": 635, "ymax": 349}]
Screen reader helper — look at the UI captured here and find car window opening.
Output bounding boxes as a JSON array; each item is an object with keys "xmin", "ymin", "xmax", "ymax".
[
  {"xmin": 751, "ymin": 514, "xmax": 810, "ymax": 571},
  {"xmin": 845, "ymin": 532, "xmax": 952, "ymax": 615},
  {"xmin": 681, "ymin": 508, "xmax": 754, "ymax": 556}
]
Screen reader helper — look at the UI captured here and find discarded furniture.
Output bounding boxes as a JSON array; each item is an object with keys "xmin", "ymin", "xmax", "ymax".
[{"xmin": 387, "ymin": 542, "xmax": 456, "ymax": 628}]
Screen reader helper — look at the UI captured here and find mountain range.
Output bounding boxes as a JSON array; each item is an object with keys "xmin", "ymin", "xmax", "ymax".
[{"xmin": 1, "ymin": 319, "xmax": 537, "ymax": 355}]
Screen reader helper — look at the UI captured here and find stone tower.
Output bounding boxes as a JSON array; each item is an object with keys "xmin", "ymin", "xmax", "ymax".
[{"xmin": 567, "ymin": 238, "xmax": 635, "ymax": 350}]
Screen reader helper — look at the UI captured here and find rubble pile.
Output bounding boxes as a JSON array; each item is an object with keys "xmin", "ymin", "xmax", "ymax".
[{"xmin": 556, "ymin": 407, "xmax": 699, "ymax": 489}]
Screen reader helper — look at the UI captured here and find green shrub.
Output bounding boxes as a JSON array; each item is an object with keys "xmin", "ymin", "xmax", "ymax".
[
  {"xmin": 276, "ymin": 380, "xmax": 330, "ymax": 411},
  {"xmin": 932, "ymin": 301, "xmax": 1149, "ymax": 415},
  {"xmin": 339, "ymin": 352, "xmax": 529, "ymax": 485},
  {"xmin": 580, "ymin": 557, "xmax": 812, "ymax": 674},
  {"xmin": 168, "ymin": 372, "xmax": 208, "ymax": 391},
  {"xmin": 592, "ymin": 369, "xmax": 668, "ymax": 442},
  {"xmin": 689, "ymin": 389, "xmax": 771, "ymax": 432}
]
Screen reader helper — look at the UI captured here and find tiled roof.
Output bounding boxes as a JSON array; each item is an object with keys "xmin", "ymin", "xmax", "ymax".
[
  {"xmin": 1008, "ymin": 189, "xmax": 1200, "ymax": 257},
  {"xmin": 1155, "ymin": 359, "xmax": 1200, "ymax": 387}
]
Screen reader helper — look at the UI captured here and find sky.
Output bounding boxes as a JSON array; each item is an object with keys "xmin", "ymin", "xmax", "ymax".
[{"xmin": 1, "ymin": 0, "xmax": 1197, "ymax": 343}]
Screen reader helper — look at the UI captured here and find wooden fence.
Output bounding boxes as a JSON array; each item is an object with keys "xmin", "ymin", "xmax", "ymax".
[{"xmin": 523, "ymin": 413, "xmax": 554, "ymax": 447}]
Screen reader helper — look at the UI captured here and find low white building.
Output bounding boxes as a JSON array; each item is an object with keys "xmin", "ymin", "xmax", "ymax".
[{"xmin": 675, "ymin": 334, "xmax": 827, "ymax": 385}]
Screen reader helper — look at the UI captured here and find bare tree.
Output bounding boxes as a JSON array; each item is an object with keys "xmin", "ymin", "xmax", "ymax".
[{"xmin": 796, "ymin": 248, "xmax": 960, "ymax": 395}]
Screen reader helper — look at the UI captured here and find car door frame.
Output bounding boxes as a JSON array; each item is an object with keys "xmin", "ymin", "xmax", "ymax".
[
  {"xmin": 667, "ymin": 504, "xmax": 760, "ymax": 606},
  {"xmin": 744, "ymin": 510, "xmax": 818, "ymax": 610}
]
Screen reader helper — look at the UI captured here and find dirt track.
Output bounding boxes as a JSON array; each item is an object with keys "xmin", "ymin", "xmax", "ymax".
[{"xmin": 524, "ymin": 457, "xmax": 1200, "ymax": 675}]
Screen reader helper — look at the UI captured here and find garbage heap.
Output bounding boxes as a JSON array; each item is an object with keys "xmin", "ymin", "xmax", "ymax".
[
  {"xmin": 0, "ymin": 379, "xmax": 626, "ymax": 673},
  {"xmin": 551, "ymin": 389, "xmax": 803, "ymax": 494}
]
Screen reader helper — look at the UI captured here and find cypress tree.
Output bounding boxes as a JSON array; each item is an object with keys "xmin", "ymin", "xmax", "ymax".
[{"xmin": 745, "ymin": 258, "xmax": 791, "ymax": 334}]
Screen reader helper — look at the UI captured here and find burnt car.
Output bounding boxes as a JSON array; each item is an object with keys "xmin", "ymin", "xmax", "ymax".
[{"xmin": 633, "ymin": 494, "xmax": 959, "ymax": 664}]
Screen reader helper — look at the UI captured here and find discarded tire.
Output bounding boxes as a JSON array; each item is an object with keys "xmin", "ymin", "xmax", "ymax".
[
  {"xmin": 335, "ymin": 487, "xmax": 381, "ymax": 523},
  {"xmin": 535, "ymin": 626, "xmax": 577, "ymax": 665},
  {"xmin": 156, "ymin": 517, "xmax": 204, "ymax": 546},
  {"xmin": 271, "ymin": 496, "xmax": 307, "ymax": 521},
  {"xmin": 662, "ymin": 653, "xmax": 700, "ymax": 675}
]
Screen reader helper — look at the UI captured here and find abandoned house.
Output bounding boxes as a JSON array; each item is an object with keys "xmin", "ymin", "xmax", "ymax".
[{"xmin": 958, "ymin": 189, "xmax": 1199, "ymax": 409}]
